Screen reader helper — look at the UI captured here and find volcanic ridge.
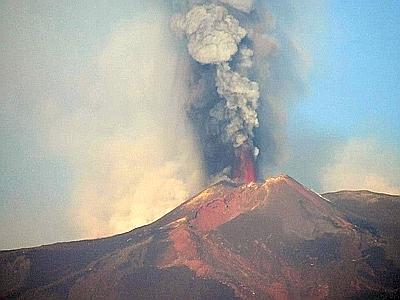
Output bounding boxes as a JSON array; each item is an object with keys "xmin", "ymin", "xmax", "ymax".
[{"xmin": 1, "ymin": 175, "xmax": 400, "ymax": 299}]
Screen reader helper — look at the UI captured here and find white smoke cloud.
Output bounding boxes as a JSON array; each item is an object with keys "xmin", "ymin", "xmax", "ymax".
[
  {"xmin": 173, "ymin": 4, "xmax": 246, "ymax": 64},
  {"xmin": 173, "ymin": 1, "xmax": 261, "ymax": 158},
  {"xmin": 237, "ymin": 45, "xmax": 254, "ymax": 73},
  {"xmin": 213, "ymin": 62, "xmax": 259, "ymax": 147},
  {"xmin": 0, "ymin": 0, "xmax": 327, "ymax": 249},
  {"xmin": 44, "ymin": 13, "xmax": 205, "ymax": 238},
  {"xmin": 71, "ymin": 134, "xmax": 203, "ymax": 238},
  {"xmin": 320, "ymin": 138, "xmax": 400, "ymax": 195},
  {"xmin": 218, "ymin": 0, "xmax": 254, "ymax": 13}
]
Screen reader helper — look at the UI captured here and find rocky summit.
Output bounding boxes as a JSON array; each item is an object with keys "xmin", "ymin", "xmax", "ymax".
[{"xmin": 1, "ymin": 175, "xmax": 399, "ymax": 299}]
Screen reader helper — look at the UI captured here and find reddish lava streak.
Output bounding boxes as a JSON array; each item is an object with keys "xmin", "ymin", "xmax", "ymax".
[
  {"xmin": 161, "ymin": 175, "xmax": 358, "ymax": 299},
  {"xmin": 234, "ymin": 143, "xmax": 256, "ymax": 183},
  {"xmin": 2, "ymin": 174, "xmax": 390, "ymax": 300}
]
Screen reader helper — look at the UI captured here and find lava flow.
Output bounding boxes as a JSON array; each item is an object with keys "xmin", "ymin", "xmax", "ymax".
[
  {"xmin": 1, "ymin": 175, "xmax": 399, "ymax": 299},
  {"xmin": 233, "ymin": 143, "xmax": 256, "ymax": 183}
]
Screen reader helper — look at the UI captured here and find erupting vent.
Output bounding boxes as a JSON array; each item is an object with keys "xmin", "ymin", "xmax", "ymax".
[{"xmin": 234, "ymin": 143, "xmax": 256, "ymax": 183}]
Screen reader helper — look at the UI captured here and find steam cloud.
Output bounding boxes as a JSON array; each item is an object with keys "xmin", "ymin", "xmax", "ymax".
[
  {"xmin": 214, "ymin": 62, "xmax": 259, "ymax": 148},
  {"xmin": 0, "ymin": 0, "xmax": 310, "ymax": 245},
  {"xmin": 45, "ymin": 13, "xmax": 206, "ymax": 238},
  {"xmin": 219, "ymin": 0, "xmax": 254, "ymax": 13},
  {"xmin": 173, "ymin": 4, "xmax": 246, "ymax": 64},
  {"xmin": 71, "ymin": 0, "xmax": 307, "ymax": 236},
  {"xmin": 172, "ymin": 3, "xmax": 260, "ymax": 158},
  {"xmin": 321, "ymin": 138, "xmax": 400, "ymax": 195},
  {"xmin": 169, "ymin": 0, "xmax": 305, "ymax": 180}
]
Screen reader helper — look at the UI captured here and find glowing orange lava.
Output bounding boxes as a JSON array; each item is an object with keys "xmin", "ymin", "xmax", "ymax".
[{"xmin": 234, "ymin": 144, "xmax": 256, "ymax": 183}]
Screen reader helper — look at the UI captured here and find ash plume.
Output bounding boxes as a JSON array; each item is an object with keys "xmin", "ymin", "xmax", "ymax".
[
  {"xmin": 213, "ymin": 61, "xmax": 259, "ymax": 148},
  {"xmin": 172, "ymin": 4, "xmax": 246, "ymax": 64},
  {"xmin": 170, "ymin": 0, "xmax": 303, "ymax": 182},
  {"xmin": 0, "ymin": 0, "xmax": 312, "ymax": 245},
  {"xmin": 61, "ymin": 0, "xmax": 309, "ymax": 237}
]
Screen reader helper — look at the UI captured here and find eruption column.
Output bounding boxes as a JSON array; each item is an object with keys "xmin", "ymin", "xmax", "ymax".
[{"xmin": 172, "ymin": 1, "xmax": 260, "ymax": 183}]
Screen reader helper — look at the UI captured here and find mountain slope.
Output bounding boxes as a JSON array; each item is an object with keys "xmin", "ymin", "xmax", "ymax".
[{"xmin": 1, "ymin": 175, "xmax": 399, "ymax": 299}]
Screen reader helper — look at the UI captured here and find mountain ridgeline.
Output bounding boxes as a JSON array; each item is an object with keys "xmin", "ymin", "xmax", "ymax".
[{"xmin": 1, "ymin": 175, "xmax": 399, "ymax": 299}]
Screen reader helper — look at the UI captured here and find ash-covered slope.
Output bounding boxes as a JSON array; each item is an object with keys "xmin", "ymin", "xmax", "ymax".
[{"xmin": 1, "ymin": 175, "xmax": 400, "ymax": 299}]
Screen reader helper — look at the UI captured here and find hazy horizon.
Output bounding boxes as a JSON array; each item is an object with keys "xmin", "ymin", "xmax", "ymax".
[{"xmin": 1, "ymin": 0, "xmax": 399, "ymax": 250}]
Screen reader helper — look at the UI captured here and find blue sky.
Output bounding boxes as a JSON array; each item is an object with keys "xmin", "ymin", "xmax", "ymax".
[
  {"xmin": 0, "ymin": 1, "xmax": 399, "ymax": 249},
  {"xmin": 283, "ymin": 0, "xmax": 400, "ymax": 190},
  {"xmin": 292, "ymin": 1, "xmax": 400, "ymax": 141}
]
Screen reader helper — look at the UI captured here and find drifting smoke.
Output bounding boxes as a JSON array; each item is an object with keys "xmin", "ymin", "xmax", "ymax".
[
  {"xmin": 45, "ymin": 12, "xmax": 206, "ymax": 238},
  {"xmin": 219, "ymin": 0, "xmax": 254, "ymax": 13},
  {"xmin": 213, "ymin": 62, "xmax": 259, "ymax": 148},
  {"xmin": 71, "ymin": 0, "xmax": 309, "ymax": 238},
  {"xmin": 170, "ymin": 0, "xmax": 305, "ymax": 182},
  {"xmin": 321, "ymin": 138, "xmax": 400, "ymax": 195},
  {"xmin": 0, "ymin": 0, "xmax": 311, "ymax": 245},
  {"xmin": 171, "ymin": 3, "xmax": 258, "ymax": 181},
  {"xmin": 173, "ymin": 4, "xmax": 246, "ymax": 64},
  {"xmin": 70, "ymin": 0, "xmax": 307, "ymax": 237}
]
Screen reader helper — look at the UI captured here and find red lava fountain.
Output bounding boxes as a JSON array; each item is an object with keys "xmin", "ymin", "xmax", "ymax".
[{"xmin": 233, "ymin": 144, "xmax": 256, "ymax": 183}]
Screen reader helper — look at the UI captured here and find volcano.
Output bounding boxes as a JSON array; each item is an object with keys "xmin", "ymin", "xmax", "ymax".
[{"xmin": 1, "ymin": 175, "xmax": 400, "ymax": 299}]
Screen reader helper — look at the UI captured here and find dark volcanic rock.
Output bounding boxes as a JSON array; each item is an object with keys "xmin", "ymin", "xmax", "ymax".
[{"xmin": 1, "ymin": 175, "xmax": 399, "ymax": 299}]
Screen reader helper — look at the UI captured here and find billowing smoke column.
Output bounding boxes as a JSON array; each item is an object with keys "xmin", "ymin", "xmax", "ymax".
[{"xmin": 172, "ymin": 1, "xmax": 262, "ymax": 183}]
